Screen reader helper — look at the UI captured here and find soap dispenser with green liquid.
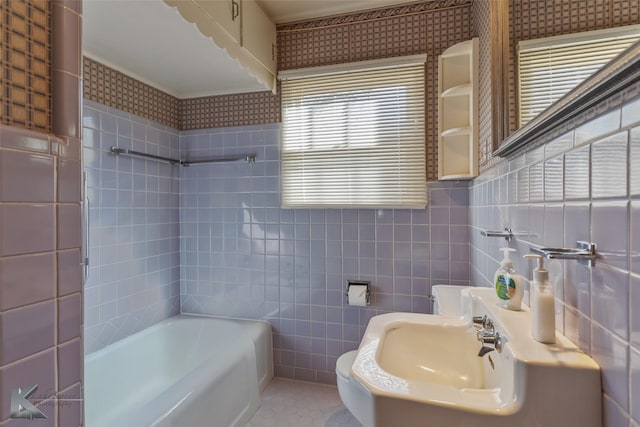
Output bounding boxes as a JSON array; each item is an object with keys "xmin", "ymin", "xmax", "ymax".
[{"xmin": 494, "ymin": 247, "xmax": 523, "ymax": 311}]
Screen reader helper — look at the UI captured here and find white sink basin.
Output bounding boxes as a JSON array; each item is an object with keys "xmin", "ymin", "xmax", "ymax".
[
  {"xmin": 377, "ymin": 321, "xmax": 484, "ymax": 389},
  {"xmin": 344, "ymin": 287, "xmax": 602, "ymax": 427}
]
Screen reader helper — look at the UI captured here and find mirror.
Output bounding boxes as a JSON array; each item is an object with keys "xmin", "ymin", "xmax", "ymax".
[
  {"xmin": 494, "ymin": 37, "xmax": 640, "ymax": 156},
  {"xmin": 491, "ymin": 2, "xmax": 640, "ymax": 156}
]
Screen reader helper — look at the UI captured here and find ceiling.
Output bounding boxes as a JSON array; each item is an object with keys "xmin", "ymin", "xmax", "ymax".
[
  {"xmin": 83, "ymin": 0, "xmax": 268, "ymax": 98},
  {"xmin": 83, "ymin": 0, "xmax": 421, "ymax": 98}
]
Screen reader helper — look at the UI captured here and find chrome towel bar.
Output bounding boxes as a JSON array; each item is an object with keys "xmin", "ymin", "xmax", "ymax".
[{"xmin": 110, "ymin": 146, "xmax": 256, "ymax": 166}]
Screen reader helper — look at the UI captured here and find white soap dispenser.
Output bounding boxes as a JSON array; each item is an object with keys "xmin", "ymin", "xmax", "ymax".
[
  {"xmin": 524, "ymin": 254, "xmax": 556, "ymax": 344},
  {"xmin": 494, "ymin": 247, "xmax": 524, "ymax": 311}
]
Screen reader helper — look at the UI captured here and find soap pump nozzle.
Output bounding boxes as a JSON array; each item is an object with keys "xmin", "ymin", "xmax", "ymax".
[
  {"xmin": 499, "ymin": 247, "xmax": 516, "ymax": 269},
  {"xmin": 523, "ymin": 253, "xmax": 549, "ymax": 282}
]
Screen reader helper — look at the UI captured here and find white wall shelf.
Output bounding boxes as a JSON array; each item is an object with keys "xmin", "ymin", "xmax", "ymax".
[
  {"xmin": 440, "ymin": 40, "xmax": 473, "ymax": 58},
  {"xmin": 438, "ymin": 38, "xmax": 479, "ymax": 180}
]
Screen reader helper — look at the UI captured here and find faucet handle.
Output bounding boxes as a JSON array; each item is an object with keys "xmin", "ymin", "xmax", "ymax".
[
  {"xmin": 471, "ymin": 314, "xmax": 493, "ymax": 329},
  {"xmin": 472, "ymin": 315, "xmax": 494, "ymax": 332},
  {"xmin": 472, "ymin": 315, "xmax": 487, "ymax": 328},
  {"xmin": 476, "ymin": 331, "xmax": 503, "ymax": 356}
]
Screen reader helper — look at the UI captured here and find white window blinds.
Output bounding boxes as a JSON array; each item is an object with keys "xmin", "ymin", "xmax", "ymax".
[
  {"xmin": 518, "ymin": 25, "xmax": 640, "ymax": 126},
  {"xmin": 279, "ymin": 57, "xmax": 426, "ymax": 208}
]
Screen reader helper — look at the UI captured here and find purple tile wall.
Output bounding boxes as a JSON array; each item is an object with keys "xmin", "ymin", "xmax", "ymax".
[
  {"xmin": 0, "ymin": 110, "xmax": 83, "ymax": 426},
  {"xmin": 471, "ymin": 93, "xmax": 640, "ymax": 426},
  {"xmin": 178, "ymin": 124, "xmax": 470, "ymax": 383},
  {"xmin": 82, "ymin": 100, "xmax": 181, "ymax": 354},
  {"xmin": 0, "ymin": 1, "xmax": 83, "ymax": 424}
]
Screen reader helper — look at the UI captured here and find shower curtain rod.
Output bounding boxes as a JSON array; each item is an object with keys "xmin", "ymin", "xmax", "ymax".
[{"xmin": 110, "ymin": 147, "xmax": 256, "ymax": 166}]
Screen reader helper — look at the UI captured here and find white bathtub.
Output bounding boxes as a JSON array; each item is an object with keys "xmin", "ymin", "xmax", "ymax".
[{"xmin": 84, "ymin": 314, "xmax": 273, "ymax": 427}]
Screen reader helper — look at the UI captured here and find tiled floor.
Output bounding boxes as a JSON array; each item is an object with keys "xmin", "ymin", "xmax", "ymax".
[{"xmin": 247, "ymin": 378, "xmax": 363, "ymax": 427}]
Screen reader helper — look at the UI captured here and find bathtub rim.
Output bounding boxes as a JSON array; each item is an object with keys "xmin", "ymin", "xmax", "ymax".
[{"xmin": 84, "ymin": 313, "xmax": 272, "ymax": 359}]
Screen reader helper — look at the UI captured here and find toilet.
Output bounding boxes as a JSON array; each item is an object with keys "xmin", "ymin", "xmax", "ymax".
[{"xmin": 336, "ymin": 350, "xmax": 374, "ymax": 427}]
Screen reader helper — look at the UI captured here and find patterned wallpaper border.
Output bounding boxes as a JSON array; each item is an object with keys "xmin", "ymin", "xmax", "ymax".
[
  {"xmin": 82, "ymin": 56, "xmax": 281, "ymax": 130},
  {"xmin": 179, "ymin": 90, "xmax": 280, "ymax": 130},
  {"xmin": 0, "ymin": 0, "xmax": 51, "ymax": 132},
  {"xmin": 83, "ymin": 57, "xmax": 181, "ymax": 129},
  {"xmin": 277, "ymin": 0, "xmax": 473, "ymax": 31}
]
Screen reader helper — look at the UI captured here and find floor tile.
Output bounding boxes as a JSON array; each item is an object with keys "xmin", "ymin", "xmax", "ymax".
[{"xmin": 247, "ymin": 378, "xmax": 362, "ymax": 427}]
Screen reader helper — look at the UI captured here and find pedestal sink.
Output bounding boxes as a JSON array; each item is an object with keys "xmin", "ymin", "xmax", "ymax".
[{"xmin": 337, "ymin": 287, "xmax": 601, "ymax": 427}]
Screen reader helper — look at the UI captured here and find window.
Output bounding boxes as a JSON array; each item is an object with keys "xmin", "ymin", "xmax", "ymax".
[
  {"xmin": 279, "ymin": 56, "xmax": 426, "ymax": 208},
  {"xmin": 518, "ymin": 24, "xmax": 640, "ymax": 126}
]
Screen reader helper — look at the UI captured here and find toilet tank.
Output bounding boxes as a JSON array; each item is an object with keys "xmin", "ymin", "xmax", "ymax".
[{"xmin": 431, "ymin": 285, "xmax": 469, "ymax": 316}]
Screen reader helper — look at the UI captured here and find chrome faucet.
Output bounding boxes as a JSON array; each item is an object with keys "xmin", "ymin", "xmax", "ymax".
[
  {"xmin": 475, "ymin": 316, "xmax": 502, "ymax": 357},
  {"xmin": 472, "ymin": 315, "xmax": 493, "ymax": 330}
]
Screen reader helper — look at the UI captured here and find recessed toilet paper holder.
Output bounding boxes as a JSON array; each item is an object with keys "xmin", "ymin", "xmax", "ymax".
[{"xmin": 346, "ymin": 280, "xmax": 371, "ymax": 306}]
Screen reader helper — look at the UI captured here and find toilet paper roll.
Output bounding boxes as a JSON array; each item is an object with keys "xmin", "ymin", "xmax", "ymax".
[{"xmin": 347, "ymin": 285, "xmax": 368, "ymax": 307}]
